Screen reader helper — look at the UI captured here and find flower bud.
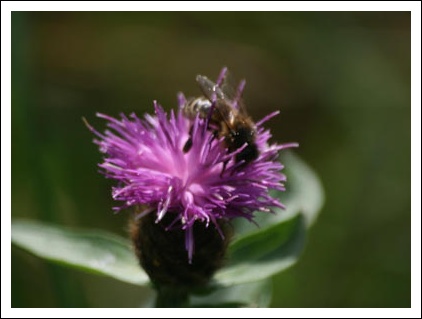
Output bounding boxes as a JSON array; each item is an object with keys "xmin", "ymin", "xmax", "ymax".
[{"xmin": 130, "ymin": 208, "xmax": 231, "ymax": 290}]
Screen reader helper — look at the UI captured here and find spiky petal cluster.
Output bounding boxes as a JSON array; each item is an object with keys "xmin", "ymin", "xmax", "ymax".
[{"xmin": 87, "ymin": 100, "xmax": 297, "ymax": 262}]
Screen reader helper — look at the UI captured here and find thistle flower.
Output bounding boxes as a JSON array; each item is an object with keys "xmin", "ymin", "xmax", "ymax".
[{"xmin": 86, "ymin": 69, "xmax": 297, "ymax": 292}]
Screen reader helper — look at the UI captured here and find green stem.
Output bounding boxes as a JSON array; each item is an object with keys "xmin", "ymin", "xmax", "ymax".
[{"xmin": 155, "ymin": 287, "xmax": 189, "ymax": 308}]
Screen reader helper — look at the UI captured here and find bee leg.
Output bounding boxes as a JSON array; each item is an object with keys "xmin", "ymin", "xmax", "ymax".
[
  {"xmin": 183, "ymin": 137, "xmax": 193, "ymax": 153},
  {"xmin": 183, "ymin": 126, "xmax": 194, "ymax": 153},
  {"xmin": 209, "ymin": 128, "xmax": 218, "ymax": 143},
  {"xmin": 220, "ymin": 160, "xmax": 229, "ymax": 177},
  {"xmin": 205, "ymin": 100, "xmax": 217, "ymax": 128}
]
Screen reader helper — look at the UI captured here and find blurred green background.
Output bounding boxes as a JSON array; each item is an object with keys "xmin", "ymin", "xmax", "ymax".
[{"xmin": 12, "ymin": 12, "xmax": 410, "ymax": 307}]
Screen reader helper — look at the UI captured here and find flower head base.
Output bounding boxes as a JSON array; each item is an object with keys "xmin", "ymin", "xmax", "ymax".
[{"xmin": 86, "ymin": 70, "xmax": 297, "ymax": 264}]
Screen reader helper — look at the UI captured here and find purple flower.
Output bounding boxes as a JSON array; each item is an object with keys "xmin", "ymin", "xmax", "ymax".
[{"xmin": 86, "ymin": 71, "xmax": 297, "ymax": 263}]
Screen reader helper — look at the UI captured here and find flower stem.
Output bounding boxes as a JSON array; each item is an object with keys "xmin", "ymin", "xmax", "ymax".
[{"xmin": 155, "ymin": 286, "xmax": 189, "ymax": 308}]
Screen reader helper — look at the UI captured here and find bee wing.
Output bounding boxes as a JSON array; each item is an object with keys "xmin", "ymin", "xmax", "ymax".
[
  {"xmin": 210, "ymin": 70, "xmax": 247, "ymax": 115},
  {"xmin": 196, "ymin": 75, "xmax": 226, "ymax": 101},
  {"xmin": 234, "ymin": 99, "xmax": 248, "ymax": 117},
  {"xmin": 196, "ymin": 70, "xmax": 251, "ymax": 131}
]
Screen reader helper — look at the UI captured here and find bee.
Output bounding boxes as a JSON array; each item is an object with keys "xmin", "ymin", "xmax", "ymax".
[{"xmin": 182, "ymin": 70, "xmax": 258, "ymax": 165}]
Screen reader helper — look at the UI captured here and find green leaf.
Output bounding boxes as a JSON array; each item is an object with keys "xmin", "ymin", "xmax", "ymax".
[
  {"xmin": 280, "ymin": 151, "xmax": 325, "ymax": 228},
  {"xmin": 213, "ymin": 216, "xmax": 305, "ymax": 286},
  {"xmin": 211, "ymin": 151, "xmax": 323, "ymax": 286},
  {"xmin": 190, "ymin": 278, "xmax": 273, "ymax": 308},
  {"xmin": 228, "ymin": 214, "xmax": 300, "ymax": 263},
  {"xmin": 232, "ymin": 151, "xmax": 324, "ymax": 237},
  {"xmin": 11, "ymin": 220, "xmax": 149, "ymax": 286}
]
